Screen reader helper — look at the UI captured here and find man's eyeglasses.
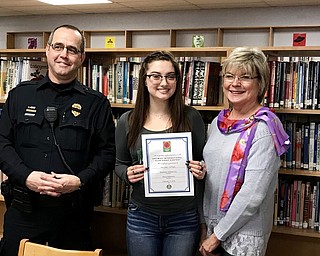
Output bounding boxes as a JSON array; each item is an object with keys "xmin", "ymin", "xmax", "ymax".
[
  {"xmin": 146, "ymin": 74, "xmax": 177, "ymax": 84},
  {"xmin": 49, "ymin": 43, "xmax": 82, "ymax": 56},
  {"xmin": 224, "ymin": 74, "xmax": 258, "ymax": 84}
]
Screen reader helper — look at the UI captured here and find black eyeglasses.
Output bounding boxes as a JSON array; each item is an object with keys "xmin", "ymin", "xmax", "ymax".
[
  {"xmin": 49, "ymin": 43, "xmax": 82, "ymax": 56},
  {"xmin": 145, "ymin": 74, "xmax": 177, "ymax": 84}
]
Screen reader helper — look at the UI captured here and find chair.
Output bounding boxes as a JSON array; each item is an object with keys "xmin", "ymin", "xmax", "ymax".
[{"xmin": 18, "ymin": 239, "xmax": 103, "ymax": 256}]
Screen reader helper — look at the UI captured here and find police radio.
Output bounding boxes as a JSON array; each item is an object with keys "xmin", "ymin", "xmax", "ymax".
[{"xmin": 44, "ymin": 106, "xmax": 74, "ymax": 175}]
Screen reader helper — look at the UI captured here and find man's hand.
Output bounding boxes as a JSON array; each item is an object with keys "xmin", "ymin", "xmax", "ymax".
[
  {"xmin": 48, "ymin": 172, "xmax": 81, "ymax": 194},
  {"xmin": 25, "ymin": 171, "xmax": 81, "ymax": 197}
]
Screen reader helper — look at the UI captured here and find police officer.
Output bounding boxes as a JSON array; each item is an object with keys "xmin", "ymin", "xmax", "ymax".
[{"xmin": 0, "ymin": 24, "xmax": 115, "ymax": 255}]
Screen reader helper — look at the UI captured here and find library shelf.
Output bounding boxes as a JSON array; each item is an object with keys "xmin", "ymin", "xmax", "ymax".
[
  {"xmin": 272, "ymin": 226, "xmax": 320, "ymax": 238},
  {"xmin": 94, "ymin": 206, "xmax": 127, "ymax": 215},
  {"xmin": 110, "ymin": 103, "xmax": 224, "ymax": 112},
  {"xmin": 279, "ymin": 169, "xmax": 320, "ymax": 177},
  {"xmin": 274, "ymin": 109, "xmax": 320, "ymax": 115}
]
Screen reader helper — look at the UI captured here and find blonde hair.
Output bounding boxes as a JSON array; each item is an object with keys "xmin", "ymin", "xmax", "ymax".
[{"xmin": 222, "ymin": 47, "xmax": 269, "ymax": 104}]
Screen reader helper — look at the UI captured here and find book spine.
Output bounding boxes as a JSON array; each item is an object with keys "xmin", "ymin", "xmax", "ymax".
[
  {"xmin": 116, "ymin": 61, "xmax": 124, "ymax": 104},
  {"xmin": 274, "ymin": 178, "xmax": 279, "ymax": 226},
  {"xmin": 309, "ymin": 122, "xmax": 315, "ymax": 170},
  {"xmin": 303, "ymin": 124, "xmax": 310, "ymax": 169},
  {"xmin": 303, "ymin": 182, "xmax": 311, "ymax": 228},
  {"xmin": 299, "ymin": 182, "xmax": 305, "ymax": 228},
  {"xmin": 269, "ymin": 61, "xmax": 276, "ymax": 108},
  {"xmin": 291, "ymin": 180, "xmax": 298, "ymax": 227}
]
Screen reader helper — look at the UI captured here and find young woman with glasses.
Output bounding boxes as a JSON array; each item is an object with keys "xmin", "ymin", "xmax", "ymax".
[{"xmin": 115, "ymin": 51, "xmax": 206, "ymax": 256}]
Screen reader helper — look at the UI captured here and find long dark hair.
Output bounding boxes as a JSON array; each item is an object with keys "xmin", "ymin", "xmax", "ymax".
[{"xmin": 127, "ymin": 51, "xmax": 190, "ymax": 148}]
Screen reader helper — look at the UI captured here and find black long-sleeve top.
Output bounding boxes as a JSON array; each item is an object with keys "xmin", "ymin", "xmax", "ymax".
[
  {"xmin": 0, "ymin": 76, "xmax": 115, "ymax": 204},
  {"xmin": 115, "ymin": 106, "xmax": 206, "ymax": 220}
]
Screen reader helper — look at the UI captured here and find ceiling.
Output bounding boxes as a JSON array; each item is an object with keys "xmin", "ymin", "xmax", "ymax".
[{"xmin": 0, "ymin": 0, "xmax": 319, "ymax": 17}]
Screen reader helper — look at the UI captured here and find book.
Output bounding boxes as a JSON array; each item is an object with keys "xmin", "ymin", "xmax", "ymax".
[
  {"xmin": 303, "ymin": 182, "xmax": 311, "ymax": 228},
  {"xmin": 279, "ymin": 61, "xmax": 288, "ymax": 108},
  {"xmin": 299, "ymin": 182, "xmax": 306, "ymax": 228},
  {"xmin": 192, "ymin": 60, "xmax": 206, "ymax": 105},
  {"xmin": 205, "ymin": 62, "xmax": 221, "ymax": 106},
  {"xmin": 303, "ymin": 124, "xmax": 310, "ymax": 169},
  {"xmin": 273, "ymin": 61, "xmax": 282, "ymax": 108},
  {"xmin": 21, "ymin": 59, "xmax": 47, "ymax": 82},
  {"xmin": 291, "ymin": 180, "xmax": 298, "ymax": 227},
  {"xmin": 285, "ymin": 121, "xmax": 293, "ymax": 168},
  {"xmin": 274, "ymin": 178, "xmax": 279, "ymax": 226},
  {"xmin": 0, "ymin": 58, "xmax": 8, "ymax": 99},
  {"xmin": 130, "ymin": 62, "xmax": 140, "ymax": 104},
  {"xmin": 278, "ymin": 178, "xmax": 286, "ymax": 225},
  {"xmin": 101, "ymin": 173, "xmax": 112, "ymax": 207},
  {"xmin": 268, "ymin": 61, "xmax": 275, "ymax": 108},
  {"xmin": 185, "ymin": 60, "xmax": 195, "ymax": 105},
  {"xmin": 315, "ymin": 181, "xmax": 320, "ymax": 230},
  {"xmin": 295, "ymin": 124, "xmax": 302, "ymax": 169},
  {"xmin": 309, "ymin": 122, "xmax": 316, "ymax": 170},
  {"xmin": 115, "ymin": 61, "xmax": 125, "ymax": 104}
]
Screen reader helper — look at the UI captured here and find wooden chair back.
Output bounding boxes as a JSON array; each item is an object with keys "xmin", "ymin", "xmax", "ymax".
[{"xmin": 18, "ymin": 239, "xmax": 103, "ymax": 256}]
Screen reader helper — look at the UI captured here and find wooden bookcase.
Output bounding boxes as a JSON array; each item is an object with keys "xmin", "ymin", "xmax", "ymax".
[{"xmin": 2, "ymin": 25, "xmax": 320, "ymax": 255}]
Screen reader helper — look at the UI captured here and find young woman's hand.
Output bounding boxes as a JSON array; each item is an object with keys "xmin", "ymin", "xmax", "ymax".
[
  {"xmin": 186, "ymin": 160, "xmax": 207, "ymax": 180},
  {"xmin": 127, "ymin": 165, "xmax": 148, "ymax": 183}
]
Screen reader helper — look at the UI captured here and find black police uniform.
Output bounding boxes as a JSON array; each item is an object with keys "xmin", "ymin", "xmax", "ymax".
[{"xmin": 0, "ymin": 76, "xmax": 116, "ymax": 256}]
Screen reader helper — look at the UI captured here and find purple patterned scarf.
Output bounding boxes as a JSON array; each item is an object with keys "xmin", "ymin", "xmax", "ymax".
[{"xmin": 217, "ymin": 106, "xmax": 290, "ymax": 212}]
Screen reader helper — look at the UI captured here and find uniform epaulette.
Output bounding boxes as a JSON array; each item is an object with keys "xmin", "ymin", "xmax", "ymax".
[
  {"xmin": 82, "ymin": 84, "xmax": 104, "ymax": 99},
  {"xmin": 16, "ymin": 80, "xmax": 39, "ymax": 88}
]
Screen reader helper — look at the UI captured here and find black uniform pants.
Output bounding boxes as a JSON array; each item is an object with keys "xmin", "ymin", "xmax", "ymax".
[{"xmin": 0, "ymin": 202, "xmax": 93, "ymax": 256}]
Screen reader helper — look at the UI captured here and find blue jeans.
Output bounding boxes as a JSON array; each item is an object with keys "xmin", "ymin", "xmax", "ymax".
[{"xmin": 126, "ymin": 203, "xmax": 200, "ymax": 256}]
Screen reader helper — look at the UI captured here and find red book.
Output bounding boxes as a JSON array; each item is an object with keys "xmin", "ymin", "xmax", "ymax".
[
  {"xmin": 268, "ymin": 61, "xmax": 277, "ymax": 108},
  {"xmin": 291, "ymin": 180, "xmax": 298, "ymax": 227}
]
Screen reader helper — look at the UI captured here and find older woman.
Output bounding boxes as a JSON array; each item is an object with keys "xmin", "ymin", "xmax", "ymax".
[{"xmin": 199, "ymin": 47, "xmax": 290, "ymax": 256}]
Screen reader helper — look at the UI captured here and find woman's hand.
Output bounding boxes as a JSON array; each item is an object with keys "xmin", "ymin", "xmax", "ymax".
[
  {"xmin": 187, "ymin": 160, "xmax": 207, "ymax": 180},
  {"xmin": 199, "ymin": 233, "xmax": 221, "ymax": 256},
  {"xmin": 127, "ymin": 165, "xmax": 148, "ymax": 183},
  {"xmin": 199, "ymin": 223, "xmax": 208, "ymax": 246}
]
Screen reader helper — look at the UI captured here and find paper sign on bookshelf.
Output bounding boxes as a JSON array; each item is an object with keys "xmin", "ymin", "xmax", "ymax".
[
  {"xmin": 105, "ymin": 36, "xmax": 116, "ymax": 48},
  {"xmin": 192, "ymin": 35, "xmax": 204, "ymax": 48},
  {"xmin": 27, "ymin": 37, "xmax": 38, "ymax": 49},
  {"xmin": 293, "ymin": 33, "xmax": 306, "ymax": 46}
]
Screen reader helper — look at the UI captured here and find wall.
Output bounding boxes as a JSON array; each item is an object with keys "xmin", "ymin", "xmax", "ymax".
[{"xmin": 0, "ymin": 6, "xmax": 320, "ymax": 48}]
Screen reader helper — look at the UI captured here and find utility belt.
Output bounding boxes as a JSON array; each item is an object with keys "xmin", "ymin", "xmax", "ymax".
[{"xmin": 1, "ymin": 180, "xmax": 75, "ymax": 213}]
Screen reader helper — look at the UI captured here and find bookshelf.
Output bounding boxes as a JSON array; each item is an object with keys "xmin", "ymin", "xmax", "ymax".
[{"xmin": 3, "ymin": 25, "xmax": 320, "ymax": 256}]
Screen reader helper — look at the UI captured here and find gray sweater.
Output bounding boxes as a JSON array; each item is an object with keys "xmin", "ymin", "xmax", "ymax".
[
  {"xmin": 115, "ymin": 106, "xmax": 206, "ymax": 219},
  {"xmin": 203, "ymin": 117, "xmax": 280, "ymax": 255}
]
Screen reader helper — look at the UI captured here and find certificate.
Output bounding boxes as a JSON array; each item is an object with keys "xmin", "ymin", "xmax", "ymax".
[{"xmin": 141, "ymin": 132, "xmax": 194, "ymax": 197}]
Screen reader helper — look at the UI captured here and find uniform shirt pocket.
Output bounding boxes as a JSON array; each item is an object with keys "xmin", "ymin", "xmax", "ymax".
[
  {"xmin": 17, "ymin": 114, "xmax": 44, "ymax": 147},
  {"xmin": 59, "ymin": 117, "xmax": 90, "ymax": 150}
]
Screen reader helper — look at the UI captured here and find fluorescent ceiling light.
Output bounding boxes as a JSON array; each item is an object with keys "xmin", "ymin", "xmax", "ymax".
[{"xmin": 38, "ymin": 0, "xmax": 112, "ymax": 5}]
